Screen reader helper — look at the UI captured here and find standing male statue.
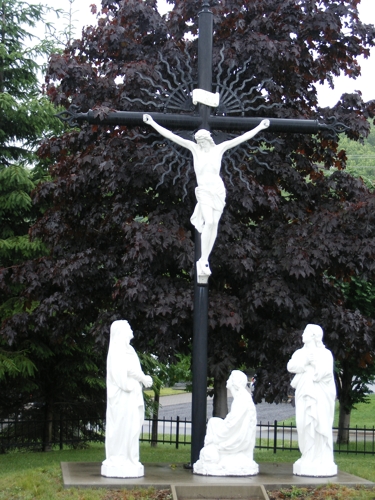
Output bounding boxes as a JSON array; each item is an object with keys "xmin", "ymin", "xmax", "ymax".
[
  {"xmin": 287, "ymin": 324, "xmax": 337, "ymax": 477},
  {"xmin": 143, "ymin": 114, "xmax": 270, "ymax": 280},
  {"xmin": 101, "ymin": 320, "xmax": 153, "ymax": 478}
]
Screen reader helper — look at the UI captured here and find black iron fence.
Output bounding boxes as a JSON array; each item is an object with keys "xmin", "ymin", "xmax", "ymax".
[
  {"xmin": 0, "ymin": 414, "xmax": 105, "ymax": 452},
  {"xmin": 140, "ymin": 416, "xmax": 191, "ymax": 448},
  {"xmin": 257, "ymin": 421, "xmax": 375, "ymax": 455},
  {"xmin": 1, "ymin": 416, "xmax": 374, "ymax": 455}
]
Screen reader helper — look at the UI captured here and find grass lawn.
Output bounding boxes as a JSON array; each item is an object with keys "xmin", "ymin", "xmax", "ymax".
[
  {"xmin": 338, "ymin": 393, "xmax": 375, "ymax": 428},
  {"xmin": 0, "ymin": 443, "xmax": 189, "ymax": 500},
  {"xmin": 0, "ymin": 443, "xmax": 374, "ymax": 499},
  {"xmin": 143, "ymin": 388, "xmax": 189, "ymax": 397},
  {"xmin": 0, "ymin": 395, "xmax": 374, "ymax": 499}
]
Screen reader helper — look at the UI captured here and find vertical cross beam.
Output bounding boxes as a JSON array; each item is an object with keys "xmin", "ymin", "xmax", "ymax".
[
  {"xmin": 190, "ymin": 0, "xmax": 213, "ymax": 466},
  {"xmin": 197, "ymin": 0, "xmax": 213, "ymax": 130}
]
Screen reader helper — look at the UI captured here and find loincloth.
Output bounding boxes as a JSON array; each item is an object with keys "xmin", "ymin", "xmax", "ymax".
[{"xmin": 190, "ymin": 185, "xmax": 226, "ymax": 233}]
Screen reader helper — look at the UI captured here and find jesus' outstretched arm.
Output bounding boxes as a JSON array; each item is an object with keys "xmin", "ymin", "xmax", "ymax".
[
  {"xmin": 218, "ymin": 119, "xmax": 270, "ymax": 154},
  {"xmin": 143, "ymin": 114, "xmax": 196, "ymax": 152}
]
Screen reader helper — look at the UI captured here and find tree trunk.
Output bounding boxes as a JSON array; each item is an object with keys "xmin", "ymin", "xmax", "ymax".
[
  {"xmin": 337, "ymin": 403, "xmax": 351, "ymax": 445},
  {"xmin": 0, "ymin": 1, "xmax": 5, "ymax": 92},
  {"xmin": 212, "ymin": 376, "xmax": 228, "ymax": 418},
  {"xmin": 151, "ymin": 390, "xmax": 160, "ymax": 447},
  {"xmin": 336, "ymin": 363, "xmax": 352, "ymax": 445},
  {"xmin": 42, "ymin": 402, "xmax": 53, "ymax": 452}
]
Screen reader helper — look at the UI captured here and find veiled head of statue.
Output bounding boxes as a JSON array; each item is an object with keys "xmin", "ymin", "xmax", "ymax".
[
  {"xmin": 303, "ymin": 324, "xmax": 324, "ymax": 347},
  {"xmin": 110, "ymin": 320, "xmax": 133, "ymax": 343},
  {"xmin": 229, "ymin": 370, "xmax": 248, "ymax": 390}
]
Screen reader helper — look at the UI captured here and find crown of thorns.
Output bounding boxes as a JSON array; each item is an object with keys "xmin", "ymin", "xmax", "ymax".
[
  {"xmin": 194, "ymin": 129, "xmax": 215, "ymax": 145},
  {"xmin": 194, "ymin": 129, "xmax": 212, "ymax": 139}
]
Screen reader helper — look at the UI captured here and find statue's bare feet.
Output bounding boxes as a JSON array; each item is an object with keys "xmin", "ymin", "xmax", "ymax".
[
  {"xmin": 197, "ymin": 260, "xmax": 211, "ymax": 284},
  {"xmin": 198, "ymin": 259, "xmax": 211, "ymax": 275}
]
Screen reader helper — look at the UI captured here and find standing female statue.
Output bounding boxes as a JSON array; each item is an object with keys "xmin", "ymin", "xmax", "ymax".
[
  {"xmin": 287, "ymin": 324, "xmax": 337, "ymax": 477},
  {"xmin": 143, "ymin": 115, "xmax": 269, "ymax": 280},
  {"xmin": 101, "ymin": 320, "xmax": 152, "ymax": 478}
]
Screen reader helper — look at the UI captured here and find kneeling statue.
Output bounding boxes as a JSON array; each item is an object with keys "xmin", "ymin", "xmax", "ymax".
[{"xmin": 193, "ymin": 370, "xmax": 258, "ymax": 476}]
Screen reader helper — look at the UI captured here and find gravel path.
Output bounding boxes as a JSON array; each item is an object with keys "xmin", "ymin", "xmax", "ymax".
[{"xmin": 158, "ymin": 391, "xmax": 295, "ymax": 423}]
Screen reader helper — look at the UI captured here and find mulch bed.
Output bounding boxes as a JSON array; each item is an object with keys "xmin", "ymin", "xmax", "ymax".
[
  {"xmin": 102, "ymin": 489, "xmax": 173, "ymax": 500},
  {"xmin": 267, "ymin": 484, "xmax": 375, "ymax": 499},
  {"xmin": 101, "ymin": 485, "xmax": 375, "ymax": 500}
]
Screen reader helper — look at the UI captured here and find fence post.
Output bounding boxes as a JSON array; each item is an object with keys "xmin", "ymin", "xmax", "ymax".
[
  {"xmin": 273, "ymin": 420, "xmax": 277, "ymax": 454},
  {"xmin": 60, "ymin": 411, "xmax": 63, "ymax": 450},
  {"xmin": 176, "ymin": 416, "xmax": 180, "ymax": 449}
]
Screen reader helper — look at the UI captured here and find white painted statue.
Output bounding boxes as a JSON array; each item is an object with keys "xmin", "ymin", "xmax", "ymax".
[
  {"xmin": 287, "ymin": 324, "xmax": 337, "ymax": 477},
  {"xmin": 101, "ymin": 320, "xmax": 153, "ymax": 478},
  {"xmin": 143, "ymin": 114, "xmax": 270, "ymax": 283},
  {"xmin": 193, "ymin": 370, "xmax": 258, "ymax": 476}
]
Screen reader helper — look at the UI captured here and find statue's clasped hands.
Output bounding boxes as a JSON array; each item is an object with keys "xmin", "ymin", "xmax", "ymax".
[
  {"xmin": 142, "ymin": 375, "xmax": 153, "ymax": 388},
  {"xmin": 307, "ymin": 351, "xmax": 316, "ymax": 366}
]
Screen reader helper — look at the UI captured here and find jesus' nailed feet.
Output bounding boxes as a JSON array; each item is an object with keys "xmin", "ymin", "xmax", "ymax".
[{"xmin": 197, "ymin": 259, "xmax": 211, "ymax": 285}]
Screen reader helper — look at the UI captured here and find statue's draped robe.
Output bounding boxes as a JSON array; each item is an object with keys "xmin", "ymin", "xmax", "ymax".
[
  {"xmin": 205, "ymin": 388, "xmax": 256, "ymax": 456},
  {"xmin": 193, "ymin": 385, "xmax": 258, "ymax": 476},
  {"xmin": 287, "ymin": 345, "xmax": 336, "ymax": 467},
  {"xmin": 103, "ymin": 333, "xmax": 146, "ymax": 468}
]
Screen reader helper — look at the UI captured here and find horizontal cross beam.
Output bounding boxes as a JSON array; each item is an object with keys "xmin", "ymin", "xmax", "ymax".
[{"xmin": 59, "ymin": 107, "xmax": 335, "ymax": 135}]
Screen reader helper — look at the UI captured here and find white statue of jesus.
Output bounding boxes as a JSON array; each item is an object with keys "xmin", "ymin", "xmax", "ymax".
[{"xmin": 143, "ymin": 114, "xmax": 270, "ymax": 281}]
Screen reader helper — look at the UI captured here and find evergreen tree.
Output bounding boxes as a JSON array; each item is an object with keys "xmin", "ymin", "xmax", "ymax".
[
  {"xmin": 0, "ymin": 0, "xmax": 64, "ymax": 377},
  {"xmin": 0, "ymin": 0, "xmax": 64, "ymax": 267},
  {"xmin": 0, "ymin": 2, "xmax": 107, "ymax": 449}
]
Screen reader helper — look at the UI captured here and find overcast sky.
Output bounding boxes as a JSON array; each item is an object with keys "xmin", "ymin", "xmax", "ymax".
[{"xmin": 45, "ymin": 0, "xmax": 375, "ymax": 107}]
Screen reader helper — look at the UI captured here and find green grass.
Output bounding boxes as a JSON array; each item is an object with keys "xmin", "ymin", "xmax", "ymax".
[
  {"xmin": 0, "ymin": 443, "xmax": 191, "ymax": 477},
  {"xmin": 338, "ymin": 394, "xmax": 375, "ymax": 428},
  {"xmin": 0, "ymin": 443, "xmax": 374, "ymax": 499},
  {"xmin": 0, "ymin": 443, "xmax": 190, "ymax": 500},
  {"xmin": 141, "ymin": 435, "xmax": 191, "ymax": 445},
  {"xmin": 255, "ymin": 448, "xmax": 375, "ymax": 483},
  {"xmin": 0, "ymin": 392, "xmax": 374, "ymax": 500},
  {"xmin": 143, "ymin": 388, "xmax": 189, "ymax": 397}
]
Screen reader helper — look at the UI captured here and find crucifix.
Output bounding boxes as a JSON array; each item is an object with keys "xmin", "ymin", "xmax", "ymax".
[
  {"xmin": 142, "ymin": 113, "xmax": 270, "ymax": 281},
  {"xmin": 59, "ymin": 0, "xmax": 346, "ymax": 466}
]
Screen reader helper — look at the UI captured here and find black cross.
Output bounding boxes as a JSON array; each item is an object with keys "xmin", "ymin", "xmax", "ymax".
[{"xmin": 59, "ymin": 1, "xmax": 345, "ymax": 466}]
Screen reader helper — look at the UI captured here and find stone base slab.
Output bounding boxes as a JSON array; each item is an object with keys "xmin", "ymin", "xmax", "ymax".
[{"xmin": 61, "ymin": 462, "xmax": 374, "ymax": 490}]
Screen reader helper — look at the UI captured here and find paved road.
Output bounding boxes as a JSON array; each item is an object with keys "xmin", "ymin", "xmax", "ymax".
[{"xmin": 158, "ymin": 391, "xmax": 295, "ymax": 423}]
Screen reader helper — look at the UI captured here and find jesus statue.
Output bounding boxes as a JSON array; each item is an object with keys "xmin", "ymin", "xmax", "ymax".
[{"xmin": 143, "ymin": 114, "xmax": 270, "ymax": 281}]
